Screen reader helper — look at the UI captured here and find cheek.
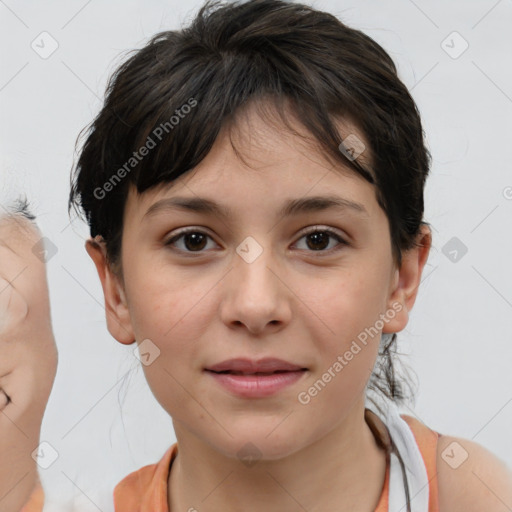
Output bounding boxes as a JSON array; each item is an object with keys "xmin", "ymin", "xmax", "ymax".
[
  {"xmin": 128, "ymin": 274, "xmax": 211, "ymax": 343},
  {"xmin": 0, "ymin": 279, "xmax": 28, "ymax": 334},
  {"xmin": 0, "ymin": 365, "xmax": 48, "ymax": 442},
  {"xmin": 298, "ymin": 266, "xmax": 388, "ymax": 396},
  {"xmin": 126, "ymin": 269, "xmax": 216, "ymax": 401},
  {"xmin": 305, "ymin": 267, "xmax": 389, "ymax": 343},
  {"xmin": 125, "ymin": 252, "xmax": 227, "ymax": 335},
  {"xmin": 0, "ymin": 390, "xmax": 8, "ymax": 410}
]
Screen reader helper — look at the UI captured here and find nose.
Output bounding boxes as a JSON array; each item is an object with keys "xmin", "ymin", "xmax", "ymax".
[{"xmin": 219, "ymin": 243, "xmax": 292, "ymax": 336}]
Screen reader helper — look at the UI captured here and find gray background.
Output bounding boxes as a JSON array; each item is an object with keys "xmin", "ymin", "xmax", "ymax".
[{"xmin": 1, "ymin": 0, "xmax": 511, "ymax": 510}]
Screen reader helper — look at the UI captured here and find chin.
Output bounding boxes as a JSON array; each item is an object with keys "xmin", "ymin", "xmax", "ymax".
[{"xmin": 205, "ymin": 426, "xmax": 307, "ymax": 463}]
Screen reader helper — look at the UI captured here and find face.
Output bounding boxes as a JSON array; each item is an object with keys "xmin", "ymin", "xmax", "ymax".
[
  {"xmin": 0, "ymin": 213, "xmax": 58, "ymax": 508},
  {"xmin": 88, "ymin": 104, "xmax": 430, "ymax": 461}
]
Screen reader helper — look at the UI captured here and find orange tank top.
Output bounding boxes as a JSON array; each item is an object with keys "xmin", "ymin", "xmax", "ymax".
[
  {"xmin": 19, "ymin": 482, "xmax": 45, "ymax": 512},
  {"xmin": 372, "ymin": 413, "xmax": 440, "ymax": 512}
]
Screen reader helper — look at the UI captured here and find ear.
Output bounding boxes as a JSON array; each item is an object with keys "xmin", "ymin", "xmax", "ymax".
[
  {"xmin": 85, "ymin": 238, "xmax": 135, "ymax": 345},
  {"xmin": 382, "ymin": 224, "xmax": 432, "ymax": 334}
]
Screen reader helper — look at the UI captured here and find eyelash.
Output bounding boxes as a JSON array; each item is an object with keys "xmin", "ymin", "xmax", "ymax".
[{"xmin": 164, "ymin": 226, "xmax": 348, "ymax": 256}]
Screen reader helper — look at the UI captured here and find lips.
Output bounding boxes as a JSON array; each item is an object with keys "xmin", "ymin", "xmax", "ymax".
[
  {"xmin": 205, "ymin": 358, "xmax": 308, "ymax": 398},
  {"xmin": 205, "ymin": 357, "xmax": 307, "ymax": 375}
]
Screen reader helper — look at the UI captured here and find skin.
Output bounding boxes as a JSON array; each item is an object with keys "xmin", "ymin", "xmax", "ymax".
[
  {"xmin": 87, "ymin": 103, "xmax": 511, "ymax": 511},
  {"xmin": 0, "ymin": 212, "xmax": 58, "ymax": 511}
]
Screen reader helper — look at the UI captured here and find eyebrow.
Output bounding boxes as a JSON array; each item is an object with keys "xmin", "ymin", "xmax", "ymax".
[{"xmin": 143, "ymin": 195, "xmax": 369, "ymax": 221}]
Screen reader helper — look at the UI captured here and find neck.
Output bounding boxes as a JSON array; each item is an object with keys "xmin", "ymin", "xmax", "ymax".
[{"xmin": 168, "ymin": 400, "xmax": 388, "ymax": 512}]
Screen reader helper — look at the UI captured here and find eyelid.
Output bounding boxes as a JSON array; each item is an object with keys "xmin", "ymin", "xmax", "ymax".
[{"xmin": 297, "ymin": 224, "xmax": 347, "ymax": 239}]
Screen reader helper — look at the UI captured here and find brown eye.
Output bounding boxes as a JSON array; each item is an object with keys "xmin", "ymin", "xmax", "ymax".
[
  {"xmin": 165, "ymin": 228, "xmax": 216, "ymax": 253},
  {"xmin": 178, "ymin": 232, "xmax": 208, "ymax": 251},
  {"xmin": 305, "ymin": 231, "xmax": 331, "ymax": 251},
  {"xmin": 294, "ymin": 227, "xmax": 348, "ymax": 254}
]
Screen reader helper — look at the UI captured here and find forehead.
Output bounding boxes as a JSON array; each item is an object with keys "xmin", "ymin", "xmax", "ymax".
[
  {"xmin": 0, "ymin": 213, "xmax": 40, "ymax": 257},
  {"xmin": 0, "ymin": 211, "xmax": 49, "ymax": 326},
  {"xmin": 129, "ymin": 102, "xmax": 375, "ymax": 214},
  {"xmin": 224, "ymin": 99, "xmax": 372, "ymax": 170}
]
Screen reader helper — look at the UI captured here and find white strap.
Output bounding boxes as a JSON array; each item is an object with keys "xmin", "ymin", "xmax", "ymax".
[{"xmin": 366, "ymin": 400, "xmax": 430, "ymax": 512}]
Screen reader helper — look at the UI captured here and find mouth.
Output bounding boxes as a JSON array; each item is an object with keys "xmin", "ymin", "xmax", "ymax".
[
  {"xmin": 204, "ymin": 360, "xmax": 308, "ymax": 398},
  {"xmin": 205, "ymin": 357, "xmax": 308, "ymax": 374}
]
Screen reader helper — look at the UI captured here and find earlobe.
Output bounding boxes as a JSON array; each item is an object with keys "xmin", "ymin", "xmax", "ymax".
[
  {"xmin": 85, "ymin": 238, "xmax": 135, "ymax": 345},
  {"xmin": 383, "ymin": 225, "xmax": 432, "ymax": 334}
]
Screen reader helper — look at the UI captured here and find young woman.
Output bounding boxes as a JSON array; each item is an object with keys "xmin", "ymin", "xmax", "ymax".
[{"xmin": 69, "ymin": 1, "xmax": 512, "ymax": 510}]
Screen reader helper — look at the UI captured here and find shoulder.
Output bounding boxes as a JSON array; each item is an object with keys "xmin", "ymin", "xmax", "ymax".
[
  {"xmin": 436, "ymin": 434, "xmax": 512, "ymax": 512},
  {"xmin": 113, "ymin": 444, "xmax": 178, "ymax": 511},
  {"xmin": 114, "ymin": 461, "xmax": 157, "ymax": 506}
]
